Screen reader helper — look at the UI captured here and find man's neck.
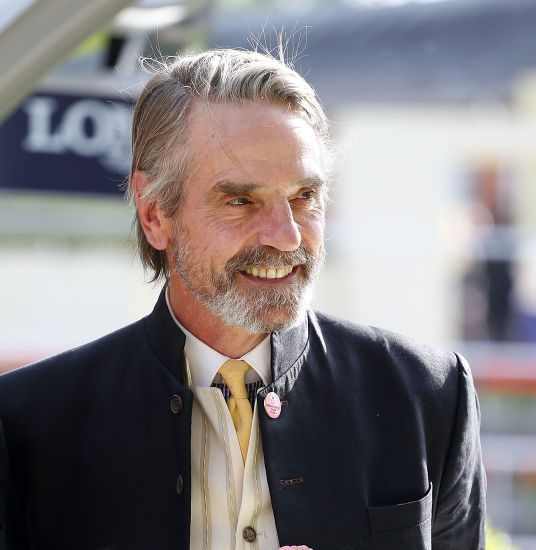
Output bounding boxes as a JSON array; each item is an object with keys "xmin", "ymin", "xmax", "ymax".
[{"xmin": 167, "ymin": 280, "xmax": 267, "ymax": 359}]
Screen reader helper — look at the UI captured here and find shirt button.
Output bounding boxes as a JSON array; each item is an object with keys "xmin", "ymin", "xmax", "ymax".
[
  {"xmin": 176, "ymin": 474, "xmax": 184, "ymax": 495},
  {"xmin": 170, "ymin": 394, "xmax": 183, "ymax": 414},
  {"xmin": 242, "ymin": 526, "xmax": 256, "ymax": 543}
]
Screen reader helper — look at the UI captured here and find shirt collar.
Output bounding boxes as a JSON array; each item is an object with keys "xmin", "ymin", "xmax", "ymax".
[{"xmin": 165, "ymin": 288, "xmax": 271, "ymax": 387}]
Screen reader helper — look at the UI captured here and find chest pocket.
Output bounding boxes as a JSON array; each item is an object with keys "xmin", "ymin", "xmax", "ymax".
[{"xmin": 367, "ymin": 483, "xmax": 433, "ymax": 550}]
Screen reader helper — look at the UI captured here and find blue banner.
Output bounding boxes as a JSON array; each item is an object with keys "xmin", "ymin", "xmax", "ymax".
[{"xmin": 0, "ymin": 92, "xmax": 133, "ymax": 195}]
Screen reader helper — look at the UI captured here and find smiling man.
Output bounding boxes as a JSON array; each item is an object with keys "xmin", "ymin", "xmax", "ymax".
[
  {"xmin": 139, "ymin": 99, "xmax": 326, "ymax": 353},
  {"xmin": 0, "ymin": 49, "xmax": 485, "ymax": 550}
]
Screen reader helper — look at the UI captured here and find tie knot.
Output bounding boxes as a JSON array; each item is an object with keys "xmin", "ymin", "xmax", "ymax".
[{"xmin": 218, "ymin": 359, "xmax": 251, "ymax": 400}]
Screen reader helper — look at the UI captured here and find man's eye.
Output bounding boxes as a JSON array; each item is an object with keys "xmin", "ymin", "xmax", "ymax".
[
  {"xmin": 228, "ymin": 197, "xmax": 250, "ymax": 206},
  {"xmin": 297, "ymin": 189, "xmax": 316, "ymax": 200}
]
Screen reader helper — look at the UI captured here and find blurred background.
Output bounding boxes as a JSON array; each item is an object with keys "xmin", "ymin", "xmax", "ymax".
[{"xmin": 1, "ymin": 0, "xmax": 535, "ymax": 547}]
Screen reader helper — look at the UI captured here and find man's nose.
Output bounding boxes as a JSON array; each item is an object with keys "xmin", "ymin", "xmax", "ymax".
[{"xmin": 257, "ymin": 201, "xmax": 301, "ymax": 251}]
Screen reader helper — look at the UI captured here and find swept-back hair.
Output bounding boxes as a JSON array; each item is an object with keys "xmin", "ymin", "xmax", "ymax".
[{"xmin": 127, "ymin": 48, "xmax": 332, "ymax": 282}]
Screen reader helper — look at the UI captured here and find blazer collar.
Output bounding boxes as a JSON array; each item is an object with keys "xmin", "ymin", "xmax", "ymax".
[
  {"xmin": 144, "ymin": 286, "xmax": 310, "ymax": 388},
  {"xmin": 266, "ymin": 313, "xmax": 310, "ymax": 399},
  {"xmin": 144, "ymin": 286, "xmax": 187, "ymax": 384}
]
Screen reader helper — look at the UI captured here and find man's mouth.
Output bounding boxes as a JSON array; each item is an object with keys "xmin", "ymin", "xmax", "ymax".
[{"xmin": 242, "ymin": 266, "xmax": 294, "ymax": 279}]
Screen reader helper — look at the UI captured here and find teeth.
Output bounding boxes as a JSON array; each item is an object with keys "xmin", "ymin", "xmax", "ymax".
[{"xmin": 244, "ymin": 266, "xmax": 293, "ymax": 279}]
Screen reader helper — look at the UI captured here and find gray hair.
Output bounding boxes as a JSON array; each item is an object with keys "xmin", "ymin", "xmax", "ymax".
[{"xmin": 127, "ymin": 48, "xmax": 333, "ymax": 282}]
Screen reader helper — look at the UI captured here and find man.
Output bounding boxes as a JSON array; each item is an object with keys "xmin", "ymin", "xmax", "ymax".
[{"xmin": 0, "ymin": 49, "xmax": 485, "ymax": 550}]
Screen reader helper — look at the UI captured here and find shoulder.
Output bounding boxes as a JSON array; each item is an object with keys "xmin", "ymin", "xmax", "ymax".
[
  {"xmin": 0, "ymin": 318, "xmax": 148, "ymax": 413},
  {"xmin": 310, "ymin": 309, "xmax": 457, "ymax": 361},
  {"xmin": 309, "ymin": 310, "xmax": 466, "ymax": 394}
]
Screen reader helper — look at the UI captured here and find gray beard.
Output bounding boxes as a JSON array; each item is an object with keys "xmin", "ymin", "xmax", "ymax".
[
  {"xmin": 189, "ymin": 277, "xmax": 313, "ymax": 334},
  {"xmin": 172, "ymin": 235, "xmax": 324, "ymax": 334}
]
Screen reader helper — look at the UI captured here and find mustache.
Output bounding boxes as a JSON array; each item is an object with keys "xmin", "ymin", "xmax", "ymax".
[{"xmin": 225, "ymin": 245, "xmax": 318, "ymax": 273}]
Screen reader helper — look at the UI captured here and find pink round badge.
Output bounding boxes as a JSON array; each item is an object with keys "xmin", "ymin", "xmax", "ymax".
[{"xmin": 264, "ymin": 392, "xmax": 282, "ymax": 419}]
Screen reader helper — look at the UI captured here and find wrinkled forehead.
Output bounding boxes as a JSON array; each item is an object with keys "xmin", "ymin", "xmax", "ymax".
[{"xmin": 186, "ymin": 99, "xmax": 322, "ymax": 163}]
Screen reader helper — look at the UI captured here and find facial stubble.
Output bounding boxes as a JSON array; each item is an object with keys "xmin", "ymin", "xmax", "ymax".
[{"xmin": 171, "ymin": 225, "xmax": 325, "ymax": 334}]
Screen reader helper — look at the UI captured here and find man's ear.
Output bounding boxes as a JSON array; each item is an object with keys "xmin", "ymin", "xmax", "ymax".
[{"xmin": 134, "ymin": 170, "xmax": 171, "ymax": 251}]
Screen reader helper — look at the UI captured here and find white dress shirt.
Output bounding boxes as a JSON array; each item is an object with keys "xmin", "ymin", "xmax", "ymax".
[{"xmin": 165, "ymin": 291, "xmax": 280, "ymax": 550}]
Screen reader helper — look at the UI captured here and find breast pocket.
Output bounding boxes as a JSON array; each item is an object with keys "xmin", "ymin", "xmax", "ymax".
[{"xmin": 367, "ymin": 483, "xmax": 433, "ymax": 550}]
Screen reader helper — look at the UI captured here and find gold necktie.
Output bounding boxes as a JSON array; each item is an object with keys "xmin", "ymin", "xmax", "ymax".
[{"xmin": 218, "ymin": 359, "xmax": 253, "ymax": 463}]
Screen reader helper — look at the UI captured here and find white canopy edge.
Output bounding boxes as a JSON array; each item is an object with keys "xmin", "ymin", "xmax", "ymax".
[{"xmin": 0, "ymin": 0, "xmax": 135, "ymax": 122}]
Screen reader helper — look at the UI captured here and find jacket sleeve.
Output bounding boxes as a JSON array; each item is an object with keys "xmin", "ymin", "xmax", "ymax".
[
  {"xmin": 0, "ymin": 418, "xmax": 8, "ymax": 550},
  {"xmin": 0, "ymin": 417, "xmax": 28, "ymax": 550},
  {"xmin": 432, "ymin": 353, "xmax": 487, "ymax": 549}
]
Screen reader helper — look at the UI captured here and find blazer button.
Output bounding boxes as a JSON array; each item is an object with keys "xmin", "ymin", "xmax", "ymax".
[
  {"xmin": 176, "ymin": 474, "xmax": 184, "ymax": 496},
  {"xmin": 242, "ymin": 526, "xmax": 256, "ymax": 543},
  {"xmin": 170, "ymin": 394, "xmax": 183, "ymax": 414}
]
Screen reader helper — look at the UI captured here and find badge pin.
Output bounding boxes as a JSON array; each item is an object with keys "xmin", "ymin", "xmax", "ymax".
[{"xmin": 264, "ymin": 391, "xmax": 282, "ymax": 419}]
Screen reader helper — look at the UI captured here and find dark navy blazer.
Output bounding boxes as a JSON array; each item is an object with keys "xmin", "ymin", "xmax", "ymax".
[{"xmin": 0, "ymin": 290, "xmax": 486, "ymax": 549}]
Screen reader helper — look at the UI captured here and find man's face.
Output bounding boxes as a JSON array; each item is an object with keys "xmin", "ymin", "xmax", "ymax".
[{"xmin": 168, "ymin": 100, "xmax": 326, "ymax": 334}]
